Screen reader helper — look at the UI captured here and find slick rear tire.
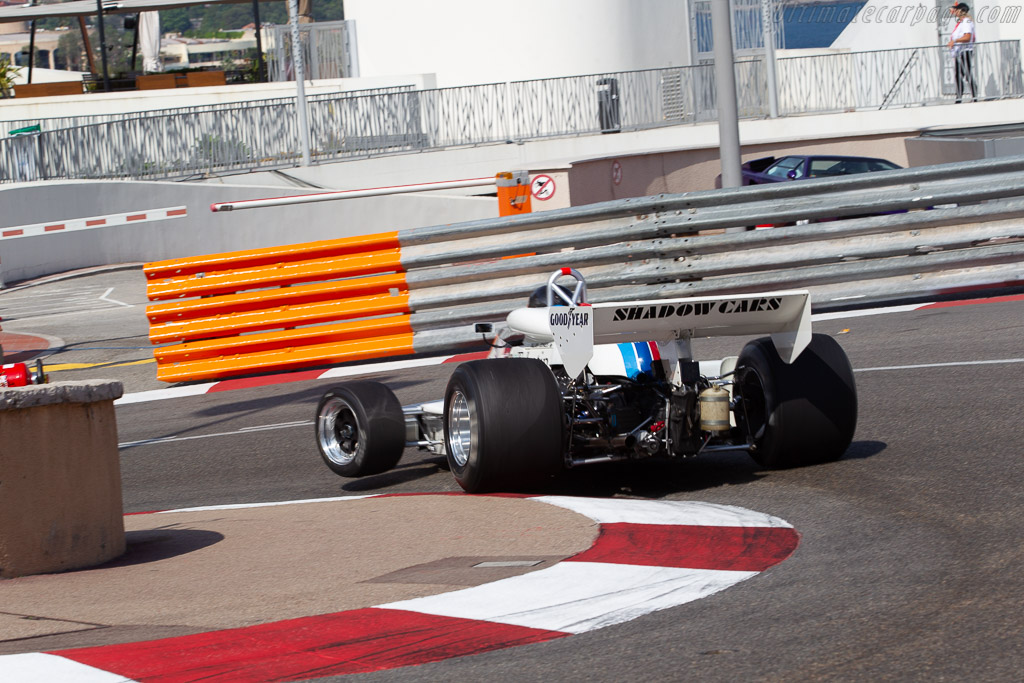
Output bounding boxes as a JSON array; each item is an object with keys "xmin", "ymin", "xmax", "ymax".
[
  {"xmin": 315, "ymin": 382, "xmax": 405, "ymax": 477},
  {"xmin": 443, "ymin": 358, "xmax": 564, "ymax": 493},
  {"xmin": 734, "ymin": 333, "xmax": 857, "ymax": 469}
]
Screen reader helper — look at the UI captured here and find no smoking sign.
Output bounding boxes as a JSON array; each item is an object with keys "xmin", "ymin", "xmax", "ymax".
[{"xmin": 531, "ymin": 174, "xmax": 556, "ymax": 201}]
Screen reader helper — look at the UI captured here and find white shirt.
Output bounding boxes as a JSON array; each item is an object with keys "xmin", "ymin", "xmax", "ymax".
[{"xmin": 951, "ymin": 17, "xmax": 975, "ymax": 56}]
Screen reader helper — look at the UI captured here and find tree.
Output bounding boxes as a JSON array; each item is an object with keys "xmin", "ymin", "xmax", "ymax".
[
  {"xmin": 161, "ymin": 8, "xmax": 192, "ymax": 35},
  {"xmin": 158, "ymin": 0, "xmax": 345, "ymax": 37},
  {"xmin": 57, "ymin": 30, "xmax": 86, "ymax": 72},
  {"xmin": 51, "ymin": 23, "xmax": 134, "ymax": 75},
  {"xmin": 100, "ymin": 23, "xmax": 136, "ymax": 74},
  {"xmin": 0, "ymin": 56, "xmax": 22, "ymax": 98}
]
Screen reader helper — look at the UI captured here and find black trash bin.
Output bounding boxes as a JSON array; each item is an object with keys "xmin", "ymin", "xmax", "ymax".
[{"xmin": 597, "ymin": 77, "xmax": 620, "ymax": 133}]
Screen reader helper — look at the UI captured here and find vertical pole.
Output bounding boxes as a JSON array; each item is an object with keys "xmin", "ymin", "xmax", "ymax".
[
  {"xmin": 309, "ymin": 26, "xmax": 319, "ymax": 80},
  {"xmin": 287, "ymin": 0, "xmax": 312, "ymax": 166},
  {"xmin": 712, "ymin": 0, "xmax": 742, "ymax": 189},
  {"xmin": 95, "ymin": 0, "xmax": 111, "ymax": 92},
  {"xmin": 761, "ymin": 0, "xmax": 779, "ymax": 118},
  {"xmin": 27, "ymin": 20, "xmax": 36, "ymax": 84},
  {"xmin": 252, "ymin": 0, "xmax": 267, "ymax": 82},
  {"xmin": 343, "ymin": 20, "xmax": 360, "ymax": 77},
  {"xmin": 79, "ymin": 17, "xmax": 97, "ymax": 76}
]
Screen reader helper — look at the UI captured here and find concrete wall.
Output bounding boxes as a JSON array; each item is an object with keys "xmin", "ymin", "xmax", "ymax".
[
  {"xmin": 0, "ymin": 381, "xmax": 124, "ymax": 578},
  {"xmin": 0, "ymin": 180, "xmax": 498, "ymax": 285},
  {"xmin": 905, "ymin": 130, "xmax": 1024, "ymax": 165},
  {"xmin": 344, "ymin": 0, "xmax": 693, "ymax": 87},
  {"xmin": 568, "ymin": 132, "xmax": 916, "ymax": 205},
  {"xmin": 276, "ymin": 99, "xmax": 1023, "ymax": 197},
  {"xmin": 832, "ymin": 0, "xmax": 1024, "ymax": 49}
]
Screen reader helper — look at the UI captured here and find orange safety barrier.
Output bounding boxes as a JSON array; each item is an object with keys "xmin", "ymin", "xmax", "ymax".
[
  {"xmin": 144, "ymin": 233, "xmax": 402, "ymax": 282},
  {"xmin": 145, "ymin": 233, "xmax": 414, "ymax": 382},
  {"xmin": 150, "ymin": 292, "xmax": 413, "ymax": 345},
  {"xmin": 156, "ymin": 333, "xmax": 416, "ymax": 383},
  {"xmin": 147, "ymin": 249, "xmax": 405, "ymax": 300},
  {"xmin": 155, "ymin": 316, "xmax": 415, "ymax": 366},
  {"xmin": 145, "ymin": 173, "xmax": 540, "ymax": 383},
  {"xmin": 146, "ymin": 273, "xmax": 409, "ymax": 324}
]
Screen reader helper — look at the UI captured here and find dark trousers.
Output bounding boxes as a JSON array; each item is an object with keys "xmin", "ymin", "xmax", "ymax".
[{"xmin": 955, "ymin": 51, "xmax": 976, "ymax": 102}]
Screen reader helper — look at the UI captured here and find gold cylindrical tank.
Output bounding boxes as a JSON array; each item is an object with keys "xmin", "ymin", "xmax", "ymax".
[{"xmin": 699, "ymin": 386, "xmax": 731, "ymax": 432}]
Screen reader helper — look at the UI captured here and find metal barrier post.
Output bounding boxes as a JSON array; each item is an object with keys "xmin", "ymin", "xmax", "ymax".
[{"xmin": 496, "ymin": 171, "xmax": 531, "ymax": 217}]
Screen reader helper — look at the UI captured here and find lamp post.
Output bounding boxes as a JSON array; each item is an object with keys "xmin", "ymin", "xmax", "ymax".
[
  {"xmin": 287, "ymin": 0, "xmax": 312, "ymax": 166},
  {"xmin": 761, "ymin": 0, "xmax": 779, "ymax": 118},
  {"xmin": 712, "ymin": 0, "xmax": 741, "ymax": 190}
]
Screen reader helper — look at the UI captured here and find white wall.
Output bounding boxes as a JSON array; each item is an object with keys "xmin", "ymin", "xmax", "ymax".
[
  {"xmin": 0, "ymin": 179, "xmax": 497, "ymax": 285},
  {"xmin": 832, "ymin": 1, "xmax": 1024, "ymax": 50},
  {"xmin": 344, "ymin": 0, "xmax": 692, "ymax": 87},
  {"xmin": 11, "ymin": 67, "xmax": 87, "ymax": 85}
]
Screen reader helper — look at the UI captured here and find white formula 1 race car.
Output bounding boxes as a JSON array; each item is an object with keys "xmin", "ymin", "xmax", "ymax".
[{"xmin": 315, "ymin": 269, "xmax": 857, "ymax": 493}]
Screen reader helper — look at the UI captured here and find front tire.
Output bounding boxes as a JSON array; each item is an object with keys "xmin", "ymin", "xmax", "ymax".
[
  {"xmin": 734, "ymin": 334, "xmax": 857, "ymax": 468},
  {"xmin": 315, "ymin": 382, "xmax": 405, "ymax": 477},
  {"xmin": 444, "ymin": 358, "xmax": 563, "ymax": 493}
]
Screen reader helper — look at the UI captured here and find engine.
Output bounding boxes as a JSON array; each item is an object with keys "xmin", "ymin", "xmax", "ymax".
[{"xmin": 555, "ymin": 363, "xmax": 733, "ymax": 467}]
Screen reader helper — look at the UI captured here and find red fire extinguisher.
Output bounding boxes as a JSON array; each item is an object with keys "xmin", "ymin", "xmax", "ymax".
[{"xmin": 0, "ymin": 359, "xmax": 47, "ymax": 387}]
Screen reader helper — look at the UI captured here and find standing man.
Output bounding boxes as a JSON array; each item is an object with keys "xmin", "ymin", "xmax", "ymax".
[{"xmin": 948, "ymin": 3, "xmax": 976, "ymax": 103}]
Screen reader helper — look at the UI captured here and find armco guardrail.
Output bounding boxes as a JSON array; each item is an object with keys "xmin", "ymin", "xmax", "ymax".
[{"xmin": 144, "ymin": 156, "xmax": 1024, "ymax": 383}]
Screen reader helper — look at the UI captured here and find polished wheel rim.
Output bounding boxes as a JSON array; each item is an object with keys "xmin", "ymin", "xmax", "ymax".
[
  {"xmin": 318, "ymin": 396, "xmax": 359, "ymax": 466},
  {"xmin": 448, "ymin": 390, "xmax": 472, "ymax": 467}
]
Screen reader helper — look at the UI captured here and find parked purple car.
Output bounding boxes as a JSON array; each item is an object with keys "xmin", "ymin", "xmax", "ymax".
[{"xmin": 742, "ymin": 155, "xmax": 901, "ymax": 185}]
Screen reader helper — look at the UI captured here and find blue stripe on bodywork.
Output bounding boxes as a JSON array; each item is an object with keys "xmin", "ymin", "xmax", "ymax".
[
  {"xmin": 617, "ymin": 343, "xmax": 639, "ymax": 378},
  {"xmin": 633, "ymin": 342, "xmax": 653, "ymax": 375}
]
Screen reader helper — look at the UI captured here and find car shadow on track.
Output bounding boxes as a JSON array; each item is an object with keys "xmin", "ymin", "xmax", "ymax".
[
  {"xmin": 326, "ymin": 441, "xmax": 888, "ymax": 498},
  {"xmin": 547, "ymin": 453, "xmax": 763, "ymax": 499},
  {"xmin": 338, "ymin": 454, "xmax": 455, "ymax": 493},
  {"xmin": 189, "ymin": 380, "xmax": 434, "ymax": 421},
  {"xmin": 549, "ymin": 440, "xmax": 887, "ymax": 498},
  {"xmin": 838, "ymin": 439, "xmax": 887, "ymax": 461}
]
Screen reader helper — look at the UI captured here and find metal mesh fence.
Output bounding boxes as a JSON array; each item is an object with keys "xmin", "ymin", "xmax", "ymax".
[
  {"xmin": 776, "ymin": 41, "xmax": 1022, "ymax": 114},
  {"xmin": 265, "ymin": 20, "xmax": 358, "ymax": 82},
  {"xmin": 1, "ymin": 41, "xmax": 1020, "ymax": 184}
]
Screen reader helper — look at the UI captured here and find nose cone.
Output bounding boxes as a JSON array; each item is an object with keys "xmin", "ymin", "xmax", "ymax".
[{"xmin": 507, "ymin": 307, "xmax": 554, "ymax": 343}]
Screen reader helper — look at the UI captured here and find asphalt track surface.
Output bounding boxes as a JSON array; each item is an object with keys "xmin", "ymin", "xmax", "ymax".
[{"xmin": 1, "ymin": 268, "xmax": 1022, "ymax": 681}]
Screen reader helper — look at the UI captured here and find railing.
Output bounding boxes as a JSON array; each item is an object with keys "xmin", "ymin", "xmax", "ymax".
[
  {"xmin": 0, "ymin": 86, "xmax": 419, "ymax": 182},
  {"xmin": 692, "ymin": 0, "xmax": 786, "ymax": 59},
  {"xmin": 265, "ymin": 20, "xmax": 358, "ymax": 82},
  {"xmin": 0, "ymin": 84, "xmax": 415, "ymax": 135},
  {"xmin": 142, "ymin": 156, "xmax": 1024, "ymax": 383},
  {"xmin": 1, "ymin": 41, "xmax": 1021, "ymax": 184},
  {"xmin": 776, "ymin": 41, "xmax": 1024, "ymax": 114}
]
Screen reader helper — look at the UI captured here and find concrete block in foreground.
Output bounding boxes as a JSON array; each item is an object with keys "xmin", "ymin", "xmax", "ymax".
[{"xmin": 0, "ymin": 380, "xmax": 125, "ymax": 578}]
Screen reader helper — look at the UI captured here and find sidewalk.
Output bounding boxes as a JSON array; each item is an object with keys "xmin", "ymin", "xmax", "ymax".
[
  {"xmin": 0, "ymin": 492, "xmax": 800, "ymax": 680},
  {"xmin": 0, "ymin": 494, "xmax": 597, "ymax": 656}
]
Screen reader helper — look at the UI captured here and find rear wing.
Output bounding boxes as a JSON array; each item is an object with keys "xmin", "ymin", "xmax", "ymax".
[
  {"xmin": 509, "ymin": 290, "xmax": 811, "ymax": 376},
  {"xmin": 590, "ymin": 291, "xmax": 811, "ymax": 361}
]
